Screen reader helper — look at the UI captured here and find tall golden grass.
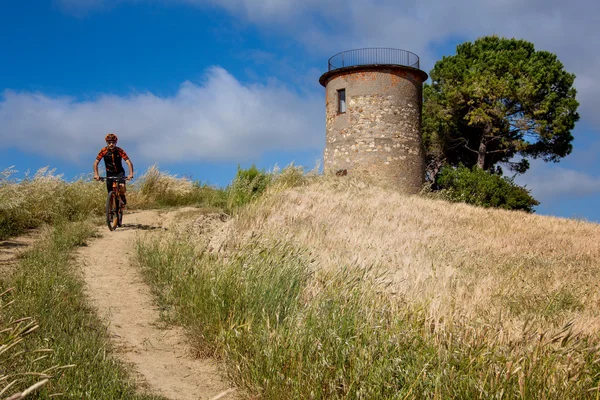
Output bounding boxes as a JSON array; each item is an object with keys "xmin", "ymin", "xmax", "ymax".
[
  {"xmin": 0, "ymin": 166, "xmax": 105, "ymax": 239},
  {"xmin": 136, "ymin": 174, "xmax": 600, "ymax": 398},
  {"xmin": 6, "ymin": 161, "xmax": 600, "ymax": 397},
  {"xmin": 228, "ymin": 177, "xmax": 600, "ymax": 339}
]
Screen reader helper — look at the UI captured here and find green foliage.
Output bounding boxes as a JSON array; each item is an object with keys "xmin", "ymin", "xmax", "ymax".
[
  {"xmin": 435, "ymin": 165, "xmax": 540, "ymax": 212},
  {"xmin": 137, "ymin": 239, "xmax": 308, "ymax": 354},
  {"xmin": 423, "ymin": 35, "xmax": 579, "ymax": 175},
  {"xmin": 226, "ymin": 164, "xmax": 272, "ymax": 210}
]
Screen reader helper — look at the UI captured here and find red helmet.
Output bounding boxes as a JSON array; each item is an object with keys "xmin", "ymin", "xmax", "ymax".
[{"xmin": 105, "ymin": 133, "xmax": 118, "ymax": 142}]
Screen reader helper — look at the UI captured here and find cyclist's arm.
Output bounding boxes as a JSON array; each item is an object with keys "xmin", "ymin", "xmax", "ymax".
[
  {"xmin": 125, "ymin": 159, "xmax": 134, "ymax": 180},
  {"xmin": 93, "ymin": 159, "xmax": 101, "ymax": 180},
  {"xmin": 94, "ymin": 149, "xmax": 106, "ymax": 181}
]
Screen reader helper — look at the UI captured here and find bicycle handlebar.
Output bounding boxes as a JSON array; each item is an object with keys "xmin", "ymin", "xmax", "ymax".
[{"xmin": 98, "ymin": 177, "xmax": 132, "ymax": 182}]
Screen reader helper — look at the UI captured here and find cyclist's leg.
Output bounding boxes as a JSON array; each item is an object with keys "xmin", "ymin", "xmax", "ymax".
[{"xmin": 114, "ymin": 172, "xmax": 126, "ymax": 205}]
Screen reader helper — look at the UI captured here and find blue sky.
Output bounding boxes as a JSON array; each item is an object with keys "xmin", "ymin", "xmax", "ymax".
[{"xmin": 1, "ymin": 0, "xmax": 599, "ymax": 222}]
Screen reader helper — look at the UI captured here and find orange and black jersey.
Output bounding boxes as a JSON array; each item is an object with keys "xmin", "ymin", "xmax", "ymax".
[{"xmin": 96, "ymin": 146, "xmax": 129, "ymax": 174}]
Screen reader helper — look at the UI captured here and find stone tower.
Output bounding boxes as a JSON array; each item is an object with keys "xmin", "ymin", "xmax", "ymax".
[{"xmin": 319, "ymin": 48, "xmax": 428, "ymax": 193}]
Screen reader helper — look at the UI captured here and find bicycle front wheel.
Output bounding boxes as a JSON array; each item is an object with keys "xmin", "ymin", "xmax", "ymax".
[
  {"xmin": 117, "ymin": 200, "xmax": 123, "ymax": 227},
  {"xmin": 106, "ymin": 191, "xmax": 119, "ymax": 231}
]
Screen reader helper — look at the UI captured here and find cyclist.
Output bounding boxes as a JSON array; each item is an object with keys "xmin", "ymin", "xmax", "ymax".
[{"xmin": 93, "ymin": 133, "xmax": 134, "ymax": 205}]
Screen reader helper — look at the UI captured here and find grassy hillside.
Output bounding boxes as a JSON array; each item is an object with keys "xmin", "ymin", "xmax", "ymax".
[
  {"xmin": 230, "ymin": 178, "xmax": 600, "ymax": 338},
  {"xmin": 138, "ymin": 175, "xmax": 600, "ymax": 399},
  {"xmin": 3, "ymin": 164, "xmax": 599, "ymax": 398}
]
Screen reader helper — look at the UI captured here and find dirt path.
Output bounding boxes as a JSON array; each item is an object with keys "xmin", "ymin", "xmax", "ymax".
[{"xmin": 77, "ymin": 209, "xmax": 236, "ymax": 400}]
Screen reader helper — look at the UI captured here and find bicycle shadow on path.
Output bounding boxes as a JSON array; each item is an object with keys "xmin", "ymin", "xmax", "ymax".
[
  {"xmin": 117, "ymin": 223, "xmax": 166, "ymax": 231},
  {"xmin": 0, "ymin": 240, "xmax": 29, "ymax": 249}
]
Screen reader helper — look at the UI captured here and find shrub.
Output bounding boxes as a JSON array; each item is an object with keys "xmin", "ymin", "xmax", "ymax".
[
  {"xmin": 435, "ymin": 165, "xmax": 540, "ymax": 212},
  {"xmin": 226, "ymin": 164, "xmax": 272, "ymax": 210},
  {"xmin": 270, "ymin": 163, "xmax": 308, "ymax": 190}
]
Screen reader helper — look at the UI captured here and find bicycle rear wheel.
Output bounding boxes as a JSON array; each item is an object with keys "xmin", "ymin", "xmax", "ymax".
[{"xmin": 106, "ymin": 191, "xmax": 119, "ymax": 231}]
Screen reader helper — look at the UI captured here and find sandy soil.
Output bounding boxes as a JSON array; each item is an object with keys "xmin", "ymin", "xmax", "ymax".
[{"xmin": 76, "ymin": 209, "xmax": 236, "ymax": 400}]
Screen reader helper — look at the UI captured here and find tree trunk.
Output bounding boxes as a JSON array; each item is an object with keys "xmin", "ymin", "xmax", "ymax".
[
  {"xmin": 477, "ymin": 125, "xmax": 491, "ymax": 169},
  {"xmin": 477, "ymin": 137, "xmax": 487, "ymax": 169}
]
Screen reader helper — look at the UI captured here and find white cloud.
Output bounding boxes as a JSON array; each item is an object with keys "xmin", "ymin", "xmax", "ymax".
[
  {"xmin": 179, "ymin": 0, "xmax": 600, "ymax": 129},
  {"xmin": 0, "ymin": 67, "xmax": 322, "ymax": 164},
  {"xmin": 59, "ymin": 0, "xmax": 600, "ymax": 127},
  {"xmin": 516, "ymin": 161, "xmax": 600, "ymax": 200}
]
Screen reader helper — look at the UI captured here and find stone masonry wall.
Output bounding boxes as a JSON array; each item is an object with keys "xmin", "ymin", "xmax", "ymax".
[{"xmin": 323, "ymin": 66, "xmax": 426, "ymax": 193}]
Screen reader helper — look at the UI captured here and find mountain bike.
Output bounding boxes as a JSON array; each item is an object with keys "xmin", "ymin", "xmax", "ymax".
[{"xmin": 99, "ymin": 176, "xmax": 130, "ymax": 231}]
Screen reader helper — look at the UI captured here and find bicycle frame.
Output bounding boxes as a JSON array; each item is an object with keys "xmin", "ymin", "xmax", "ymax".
[{"xmin": 99, "ymin": 176, "xmax": 128, "ymax": 231}]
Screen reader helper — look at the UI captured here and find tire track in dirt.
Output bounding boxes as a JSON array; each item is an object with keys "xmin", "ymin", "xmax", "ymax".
[{"xmin": 77, "ymin": 209, "xmax": 235, "ymax": 400}]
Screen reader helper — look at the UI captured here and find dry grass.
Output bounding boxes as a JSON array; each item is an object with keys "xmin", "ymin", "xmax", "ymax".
[
  {"xmin": 128, "ymin": 164, "xmax": 230, "ymax": 210},
  {"xmin": 218, "ymin": 176, "xmax": 600, "ymax": 340},
  {"xmin": 136, "ymin": 174, "xmax": 600, "ymax": 398},
  {"xmin": 0, "ymin": 288, "xmax": 52, "ymax": 400},
  {"xmin": 129, "ymin": 165, "xmax": 193, "ymax": 207},
  {"xmin": 0, "ymin": 165, "xmax": 230, "ymax": 240},
  {"xmin": 0, "ymin": 166, "xmax": 105, "ymax": 239}
]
